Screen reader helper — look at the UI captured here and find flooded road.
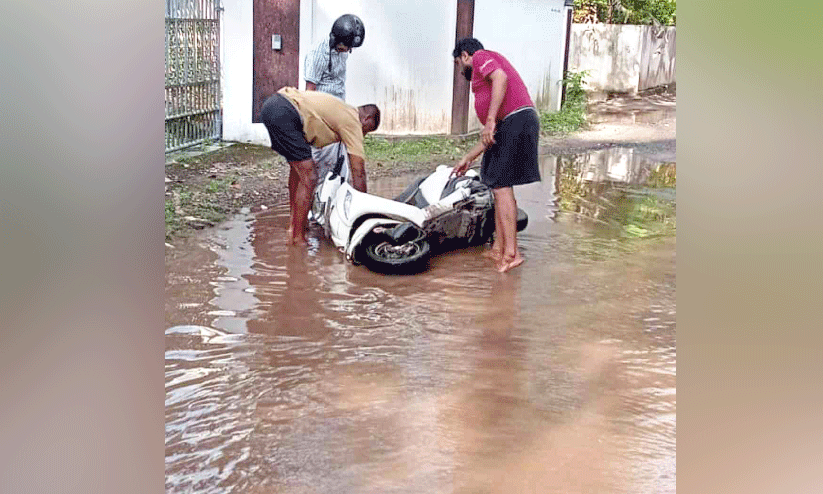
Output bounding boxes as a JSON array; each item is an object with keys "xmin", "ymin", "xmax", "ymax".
[{"xmin": 166, "ymin": 149, "xmax": 676, "ymax": 493}]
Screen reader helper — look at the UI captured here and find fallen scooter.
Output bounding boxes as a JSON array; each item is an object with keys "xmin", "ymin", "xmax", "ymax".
[{"xmin": 309, "ymin": 153, "xmax": 527, "ymax": 274}]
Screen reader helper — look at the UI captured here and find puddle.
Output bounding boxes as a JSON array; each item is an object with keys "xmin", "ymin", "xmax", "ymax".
[{"xmin": 165, "ymin": 148, "xmax": 676, "ymax": 493}]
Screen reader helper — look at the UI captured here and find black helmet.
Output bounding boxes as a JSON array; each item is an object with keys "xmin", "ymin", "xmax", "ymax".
[{"xmin": 329, "ymin": 14, "xmax": 365, "ymax": 49}]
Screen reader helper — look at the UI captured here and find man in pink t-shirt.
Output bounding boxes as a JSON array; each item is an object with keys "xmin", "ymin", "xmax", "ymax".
[{"xmin": 452, "ymin": 37, "xmax": 540, "ymax": 273}]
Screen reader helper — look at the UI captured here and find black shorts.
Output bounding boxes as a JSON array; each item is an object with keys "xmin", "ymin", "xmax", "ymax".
[
  {"xmin": 260, "ymin": 93, "xmax": 313, "ymax": 162},
  {"xmin": 480, "ymin": 107, "xmax": 541, "ymax": 189}
]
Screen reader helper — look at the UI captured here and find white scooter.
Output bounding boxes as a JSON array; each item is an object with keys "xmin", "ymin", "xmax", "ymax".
[{"xmin": 310, "ymin": 153, "xmax": 528, "ymax": 274}]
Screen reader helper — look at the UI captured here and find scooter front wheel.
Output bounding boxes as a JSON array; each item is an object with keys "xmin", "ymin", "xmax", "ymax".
[{"xmin": 355, "ymin": 231, "xmax": 431, "ymax": 275}]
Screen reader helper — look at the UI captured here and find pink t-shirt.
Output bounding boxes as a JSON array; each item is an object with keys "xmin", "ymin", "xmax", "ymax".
[{"xmin": 470, "ymin": 50, "xmax": 534, "ymax": 125}]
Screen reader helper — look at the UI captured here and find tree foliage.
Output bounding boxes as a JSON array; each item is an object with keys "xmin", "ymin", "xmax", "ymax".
[{"xmin": 573, "ymin": 0, "xmax": 676, "ymax": 25}]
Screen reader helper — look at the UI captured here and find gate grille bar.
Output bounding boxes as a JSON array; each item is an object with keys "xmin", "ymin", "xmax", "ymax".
[{"xmin": 165, "ymin": 0, "xmax": 221, "ymax": 152}]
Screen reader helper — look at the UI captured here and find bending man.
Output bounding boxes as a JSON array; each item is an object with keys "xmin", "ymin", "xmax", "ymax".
[{"xmin": 261, "ymin": 86, "xmax": 380, "ymax": 245}]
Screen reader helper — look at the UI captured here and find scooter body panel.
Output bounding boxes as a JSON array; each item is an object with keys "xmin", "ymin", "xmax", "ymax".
[{"xmin": 326, "ymin": 183, "xmax": 427, "ymax": 252}]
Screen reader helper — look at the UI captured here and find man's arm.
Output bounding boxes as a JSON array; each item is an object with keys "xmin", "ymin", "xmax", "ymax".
[
  {"xmin": 453, "ymin": 141, "xmax": 487, "ymax": 176},
  {"xmin": 482, "ymin": 68, "xmax": 508, "ymax": 148},
  {"xmin": 454, "ymin": 67, "xmax": 507, "ymax": 176},
  {"xmin": 349, "ymin": 154, "xmax": 367, "ymax": 193}
]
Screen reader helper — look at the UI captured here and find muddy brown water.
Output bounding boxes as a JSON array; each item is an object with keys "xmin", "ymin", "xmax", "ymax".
[{"xmin": 166, "ymin": 149, "xmax": 676, "ymax": 493}]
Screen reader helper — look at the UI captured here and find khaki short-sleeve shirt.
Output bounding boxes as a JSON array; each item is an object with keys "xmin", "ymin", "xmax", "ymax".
[{"xmin": 277, "ymin": 87, "xmax": 365, "ymax": 159}]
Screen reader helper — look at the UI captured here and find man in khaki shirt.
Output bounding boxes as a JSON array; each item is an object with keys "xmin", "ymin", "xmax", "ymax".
[{"xmin": 260, "ymin": 86, "xmax": 380, "ymax": 245}]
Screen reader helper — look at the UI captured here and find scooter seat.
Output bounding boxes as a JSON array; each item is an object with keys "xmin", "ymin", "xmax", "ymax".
[
  {"xmin": 394, "ymin": 167, "xmax": 481, "ymax": 209},
  {"xmin": 393, "ymin": 176, "xmax": 429, "ymax": 208}
]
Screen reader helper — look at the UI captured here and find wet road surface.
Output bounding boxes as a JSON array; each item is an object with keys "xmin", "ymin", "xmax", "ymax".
[{"xmin": 166, "ymin": 149, "xmax": 676, "ymax": 493}]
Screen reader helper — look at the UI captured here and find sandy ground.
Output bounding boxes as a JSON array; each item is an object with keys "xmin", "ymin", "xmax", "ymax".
[{"xmin": 164, "ymin": 92, "xmax": 675, "ymax": 244}]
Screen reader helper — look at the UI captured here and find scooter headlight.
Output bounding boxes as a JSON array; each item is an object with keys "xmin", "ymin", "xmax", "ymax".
[{"xmin": 343, "ymin": 190, "xmax": 352, "ymax": 219}]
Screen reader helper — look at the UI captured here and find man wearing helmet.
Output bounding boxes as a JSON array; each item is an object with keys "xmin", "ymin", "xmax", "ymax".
[
  {"xmin": 304, "ymin": 14, "xmax": 364, "ymax": 101},
  {"xmin": 303, "ymin": 14, "xmax": 366, "ymax": 197}
]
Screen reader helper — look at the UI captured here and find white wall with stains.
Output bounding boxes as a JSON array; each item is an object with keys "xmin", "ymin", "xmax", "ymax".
[
  {"xmin": 221, "ymin": 0, "xmax": 269, "ymax": 144},
  {"xmin": 568, "ymin": 24, "xmax": 675, "ymax": 94},
  {"xmin": 220, "ymin": 0, "xmax": 571, "ymax": 142},
  {"xmin": 569, "ymin": 23, "xmax": 644, "ymax": 94},
  {"xmin": 638, "ymin": 26, "xmax": 675, "ymax": 91},
  {"xmin": 302, "ymin": 0, "xmax": 458, "ymax": 135}
]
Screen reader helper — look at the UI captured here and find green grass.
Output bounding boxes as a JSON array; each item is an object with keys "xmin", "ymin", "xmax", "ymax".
[
  {"xmin": 539, "ymin": 71, "xmax": 589, "ymax": 136},
  {"xmin": 165, "ymin": 184, "xmax": 233, "ymax": 241},
  {"xmin": 205, "ymin": 174, "xmax": 236, "ymax": 194},
  {"xmin": 539, "ymin": 101, "xmax": 588, "ymax": 135},
  {"xmin": 364, "ymin": 135, "xmax": 473, "ymax": 162},
  {"xmin": 165, "ymin": 199, "xmax": 177, "ymax": 238}
]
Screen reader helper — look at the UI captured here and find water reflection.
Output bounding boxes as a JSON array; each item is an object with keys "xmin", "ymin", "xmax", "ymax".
[
  {"xmin": 207, "ymin": 215, "xmax": 261, "ymax": 333},
  {"xmin": 448, "ymin": 275, "xmax": 530, "ymax": 491},
  {"xmin": 548, "ymin": 148, "xmax": 676, "ymax": 239}
]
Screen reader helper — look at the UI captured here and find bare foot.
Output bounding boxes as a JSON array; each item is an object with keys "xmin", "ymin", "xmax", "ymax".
[
  {"xmin": 287, "ymin": 226, "xmax": 309, "ymax": 246},
  {"xmin": 482, "ymin": 248, "xmax": 503, "ymax": 261},
  {"xmin": 289, "ymin": 235, "xmax": 309, "ymax": 246},
  {"xmin": 496, "ymin": 255, "xmax": 524, "ymax": 273}
]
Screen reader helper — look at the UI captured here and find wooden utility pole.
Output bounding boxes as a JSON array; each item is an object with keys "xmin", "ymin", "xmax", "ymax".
[{"xmin": 450, "ymin": 0, "xmax": 475, "ymax": 135}]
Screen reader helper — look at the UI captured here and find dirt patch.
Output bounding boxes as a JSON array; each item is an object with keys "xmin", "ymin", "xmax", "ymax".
[
  {"xmin": 165, "ymin": 93, "xmax": 676, "ymax": 244},
  {"xmin": 164, "ymin": 142, "xmax": 469, "ymax": 241}
]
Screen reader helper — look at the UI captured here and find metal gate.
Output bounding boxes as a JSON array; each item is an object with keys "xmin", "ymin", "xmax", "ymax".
[{"xmin": 165, "ymin": 0, "xmax": 222, "ymax": 152}]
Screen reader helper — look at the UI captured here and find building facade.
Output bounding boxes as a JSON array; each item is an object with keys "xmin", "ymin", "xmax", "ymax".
[{"xmin": 220, "ymin": 0, "xmax": 572, "ymax": 145}]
